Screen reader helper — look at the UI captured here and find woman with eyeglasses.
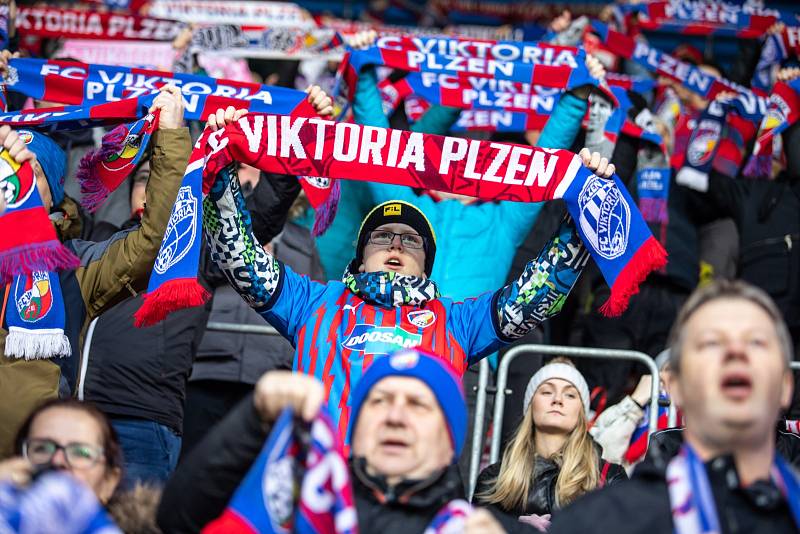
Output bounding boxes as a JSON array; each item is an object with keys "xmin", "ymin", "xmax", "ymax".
[{"xmin": 3, "ymin": 398, "xmax": 123, "ymax": 504}]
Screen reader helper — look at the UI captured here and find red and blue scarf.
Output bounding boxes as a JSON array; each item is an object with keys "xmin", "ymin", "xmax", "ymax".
[
  {"xmin": 0, "ymin": 151, "xmax": 78, "ymax": 359},
  {"xmin": 1, "ymin": 59, "xmax": 340, "ymax": 229},
  {"xmin": 591, "ymin": 21, "xmax": 769, "ymax": 102},
  {"xmin": 743, "ymin": 78, "xmax": 800, "ymax": 180},
  {"xmin": 202, "ymin": 408, "xmax": 357, "ymax": 534},
  {"xmin": 136, "ymin": 112, "xmax": 666, "ymax": 325},
  {"xmin": 16, "ymin": 6, "xmax": 185, "ymax": 42},
  {"xmin": 667, "ymin": 443, "xmax": 800, "ymax": 533},
  {"xmin": 77, "ymin": 111, "xmax": 159, "ymax": 212},
  {"xmin": 0, "ymin": 152, "xmax": 78, "ymax": 285},
  {"xmin": 619, "ymin": 1, "xmax": 790, "ymax": 38},
  {"xmin": 339, "ymin": 37, "xmax": 599, "ymax": 102}
]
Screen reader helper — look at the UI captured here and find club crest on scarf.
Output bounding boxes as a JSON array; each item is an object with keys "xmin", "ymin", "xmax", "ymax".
[
  {"xmin": 0, "ymin": 150, "xmax": 35, "ymax": 209},
  {"xmin": 201, "ymin": 408, "xmax": 357, "ymax": 534},
  {"xmin": 262, "ymin": 425, "xmax": 300, "ymax": 533},
  {"xmin": 101, "ymin": 113, "xmax": 156, "ymax": 173},
  {"xmin": 154, "ymin": 185, "xmax": 198, "ymax": 275},
  {"xmin": 578, "ymin": 173, "xmax": 630, "ymax": 260},
  {"xmin": 14, "ymin": 271, "xmax": 53, "ymax": 323},
  {"xmin": 686, "ymin": 119, "xmax": 721, "ymax": 167}
]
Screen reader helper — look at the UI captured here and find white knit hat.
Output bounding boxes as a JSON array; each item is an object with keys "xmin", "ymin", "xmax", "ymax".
[{"xmin": 523, "ymin": 362, "xmax": 591, "ymax": 417}]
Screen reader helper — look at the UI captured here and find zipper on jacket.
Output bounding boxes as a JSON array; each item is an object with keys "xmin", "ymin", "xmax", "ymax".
[
  {"xmin": 77, "ymin": 317, "xmax": 100, "ymax": 401},
  {"xmin": 785, "ymin": 234, "xmax": 793, "ymax": 251}
]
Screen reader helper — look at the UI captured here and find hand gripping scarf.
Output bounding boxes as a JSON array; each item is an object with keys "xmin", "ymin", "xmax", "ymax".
[
  {"xmin": 135, "ymin": 112, "xmax": 667, "ymax": 326},
  {"xmin": 743, "ymin": 78, "xmax": 800, "ymax": 180},
  {"xmin": 753, "ymin": 26, "xmax": 800, "ymax": 92},
  {"xmin": 202, "ymin": 408, "xmax": 357, "ymax": 534},
  {"xmin": 338, "ymin": 37, "xmax": 599, "ymax": 103},
  {"xmin": 667, "ymin": 443, "xmax": 800, "ymax": 533},
  {"xmin": 1, "ymin": 59, "xmax": 340, "ymax": 233}
]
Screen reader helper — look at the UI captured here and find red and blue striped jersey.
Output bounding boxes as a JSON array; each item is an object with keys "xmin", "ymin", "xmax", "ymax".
[{"xmin": 261, "ymin": 264, "xmax": 504, "ymax": 445}]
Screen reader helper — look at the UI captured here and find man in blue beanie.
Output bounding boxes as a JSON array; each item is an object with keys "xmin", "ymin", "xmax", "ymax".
[{"xmin": 159, "ymin": 349, "xmax": 535, "ymax": 533}]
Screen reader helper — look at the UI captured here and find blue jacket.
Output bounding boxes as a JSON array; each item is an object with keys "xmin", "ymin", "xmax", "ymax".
[{"xmin": 350, "ymin": 67, "xmax": 588, "ymax": 300}]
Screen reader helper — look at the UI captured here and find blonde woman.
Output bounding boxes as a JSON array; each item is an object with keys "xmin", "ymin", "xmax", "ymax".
[{"xmin": 474, "ymin": 359, "xmax": 626, "ymax": 531}]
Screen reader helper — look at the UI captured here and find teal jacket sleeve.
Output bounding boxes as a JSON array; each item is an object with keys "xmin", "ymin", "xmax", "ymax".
[
  {"xmin": 499, "ymin": 92, "xmax": 589, "ymax": 239},
  {"xmin": 352, "ymin": 66, "xmax": 389, "ymax": 129},
  {"xmin": 352, "ymin": 67, "xmax": 429, "ymax": 205},
  {"xmin": 412, "ymin": 104, "xmax": 461, "ymax": 135},
  {"xmin": 537, "ymin": 92, "xmax": 587, "ymax": 150}
]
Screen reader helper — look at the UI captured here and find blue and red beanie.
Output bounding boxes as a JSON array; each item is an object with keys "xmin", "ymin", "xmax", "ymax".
[
  {"xmin": 349, "ymin": 348, "xmax": 467, "ymax": 459},
  {"xmin": 19, "ymin": 130, "xmax": 67, "ymax": 206}
]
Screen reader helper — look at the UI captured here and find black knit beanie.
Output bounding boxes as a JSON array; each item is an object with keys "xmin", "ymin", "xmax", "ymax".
[{"xmin": 349, "ymin": 200, "xmax": 437, "ymax": 276}]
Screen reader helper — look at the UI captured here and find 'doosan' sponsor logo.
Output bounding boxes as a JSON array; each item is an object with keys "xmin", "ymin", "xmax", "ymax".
[{"xmin": 341, "ymin": 324, "xmax": 422, "ymax": 355}]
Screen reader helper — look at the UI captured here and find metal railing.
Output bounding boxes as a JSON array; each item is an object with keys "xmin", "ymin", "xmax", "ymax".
[
  {"xmin": 468, "ymin": 344, "xmax": 659, "ymax": 499},
  {"xmin": 77, "ymin": 320, "xmax": 280, "ymax": 400}
]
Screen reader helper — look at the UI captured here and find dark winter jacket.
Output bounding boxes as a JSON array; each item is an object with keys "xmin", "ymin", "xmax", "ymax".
[
  {"xmin": 548, "ymin": 451, "xmax": 799, "ymax": 534},
  {"xmin": 473, "ymin": 445, "xmax": 628, "ymax": 519},
  {"xmin": 80, "ymin": 171, "xmax": 310, "ymax": 431},
  {"xmin": 680, "ymin": 123, "xmax": 800, "ymax": 338},
  {"xmin": 0, "ymin": 128, "xmax": 190, "ymax": 459},
  {"xmin": 157, "ymin": 393, "xmax": 535, "ymax": 534},
  {"xmin": 646, "ymin": 426, "xmax": 800, "ymax": 470},
  {"xmin": 80, "ymin": 270, "xmax": 211, "ymax": 433}
]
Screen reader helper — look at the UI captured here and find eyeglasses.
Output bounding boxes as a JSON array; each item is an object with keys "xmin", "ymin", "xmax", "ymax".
[
  {"xmin": 22, "ymin": 438, "xmax": 104, "ymax": 470},
  {"xmin": 368, "ymin": 230, "xmax": 425, "ymax": 249}
]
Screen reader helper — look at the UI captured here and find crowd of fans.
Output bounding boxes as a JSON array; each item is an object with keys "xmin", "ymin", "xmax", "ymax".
[{"xmin": 0, "ymin": 0, "xmax": 799, "ymax": 532}]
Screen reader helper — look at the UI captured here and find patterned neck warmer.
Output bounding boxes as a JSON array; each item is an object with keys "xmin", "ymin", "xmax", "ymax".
[{"xmin": 342, "ymin": 269, "xmax": 439, "ymax": 308}]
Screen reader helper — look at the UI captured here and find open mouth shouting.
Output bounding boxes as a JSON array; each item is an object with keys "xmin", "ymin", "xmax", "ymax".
[
  {"xmin": 720, "ymin": 370, "xmax": 753, "ymax": 401},
  {"xmin": 384, "ymin": 256, "xmax": 405, "ymax": 272}
]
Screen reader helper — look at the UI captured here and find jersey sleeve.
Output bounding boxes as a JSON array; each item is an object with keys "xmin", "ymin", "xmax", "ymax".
[
  {"xmin": 259, "ymin": 264, "xmax": 328, "ymax": 342},
  {"xmin": 447, "ymin": 291, "xmax": 507, "ymax": 366}
]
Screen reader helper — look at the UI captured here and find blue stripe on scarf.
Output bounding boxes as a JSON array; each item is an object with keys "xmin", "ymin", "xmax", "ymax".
[{"xmin": 4, "ymin": 58, "xmax": 308, "ymax": 121}]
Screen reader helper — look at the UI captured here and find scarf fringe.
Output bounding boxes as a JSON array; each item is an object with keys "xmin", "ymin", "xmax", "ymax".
[
  {"xmin": 76, "ymin": 124, "xmax": 129, "ymax": 213},
  {"xmin": 0, "ymin": 241, "xmax": 80, "ymax": 285},
  {"xmin": 311, "ymin": 178, "xmax": 341, "ymax": 237},
  {"xmin": 4, "ymin": 328, "xmax": 71, "ymax": 359},
  {"xmin": 599, "ymin": 236, "xmax": 667, "ymax": 317},
  {"xmin": 742, "ymin": 152, "xmax": 772, "ymax": 180},
  {"xmin": 133, "ymin": 278, "xmax": 210, "ymax": 328},
  {"xmin": 639, "ymin": 198, "xmax": 669, "ymax": 225}
]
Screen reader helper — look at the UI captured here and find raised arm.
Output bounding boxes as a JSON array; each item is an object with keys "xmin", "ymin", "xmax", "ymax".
[
  {"xmin": 451, "ymin": 151, "xmax": 612, "ymax": 363},
  {"xmin": 202, "ymin": 97, "xmax": 334, "ymax": 340},
  {"xmin": 72, "ymin": 86, "xmax": 189, "ymax": 318},
  {"xmin": 494, "ymin": 214, "xmax": 590, "ymax": 339},
  {"xmin": 495, "ymin": 149, "xmax": 614, "ymax": 340}
]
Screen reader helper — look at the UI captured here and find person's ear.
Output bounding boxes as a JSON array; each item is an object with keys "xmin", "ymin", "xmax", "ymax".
[
  {"xmin": 667, "ymin": 371, "xmax": 683, "ymax": 409},
  {"xmin": 358, "ymin": 263, "xmax": 366, "ymax": 273},
  {"xmin": 780, "ymin": 368, "xmax": 794, "ymax": 411}
]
